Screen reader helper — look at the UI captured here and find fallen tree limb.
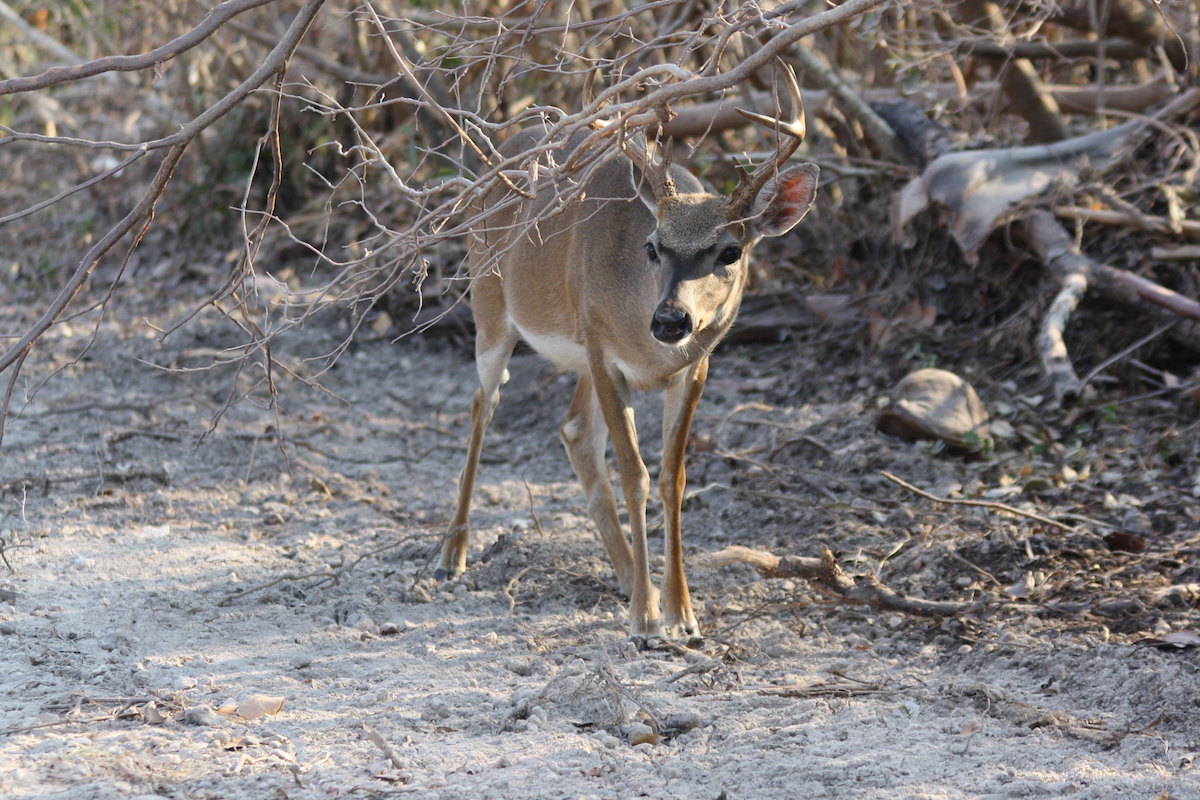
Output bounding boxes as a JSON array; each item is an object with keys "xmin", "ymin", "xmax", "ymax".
[
  {"xmin": 1152, "ymin": 245, "xmax": 1200, "ymax": 262},
  {"xmin": 956, "ymin": 37, "xmax": 1148, "ymax": 61},
  {"xmin": 1021, "ymin": 209, "xmax": 1200, "ymax": 394},
  {"xmin": 661, "ymin": 79, "xmax": 1177, "ymax": 140},
  {"xmin": 1039, "ymin": 268, "xmax": 1089, "ymax": 402},
  {"xmin": 1025, "ymin": 209, "xmax": 1200, "ymax": 323},
  {"xmin": 1053, "ymin": 206, "xmax": 1200, "ymax": 240},
  {"xmin": 962, "ymin": 0, "xmax": 1068, "ymax": 143},
  {"xmin": 1017, "ymin": 207, "xmax": 1091, "ymax": 402},
  {"xmin": 705, "ymin": 545, "xmax": 981, "ymax": 617},
  {"xmin": 894, "ymin": 88, "xmax": 1199, "ymax": 258}
]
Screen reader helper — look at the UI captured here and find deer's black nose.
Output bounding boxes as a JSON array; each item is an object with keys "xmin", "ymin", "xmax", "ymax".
[{"xmin": 651, "ymin": 306, "xmax": 692, "ymax": 343}]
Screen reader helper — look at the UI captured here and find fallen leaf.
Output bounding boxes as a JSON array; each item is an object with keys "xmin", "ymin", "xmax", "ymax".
[
  {"xmin": 236, "ymin": 694, "xmax": 286, "ymax": 719},
  {"xmin": 1103, "ymin": 532, "xmax": 1147, "ymax": 553},
  {"xmin": 630, "ymin": 730, "xmax": 664, "ymax": 746},
  {"xmin": 1163, "ymin": 631, "xmax": 1200, "ymax": 648},
  {"xmin": 1140, "ymin": 631, "xmax": 1200, "ymax": 650},
  {"xmin": 1003, "ymin": 578, "xmax": 1029, "ymax": 600}
]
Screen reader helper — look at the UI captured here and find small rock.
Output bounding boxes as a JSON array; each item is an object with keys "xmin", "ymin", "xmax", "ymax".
[
  {"xmin": 877, "ymin": 368, "xmax": 992, "ymax": 455},
  {"xmin": 663, "ymin": 711, "xmax": 702, "ymax": 736},
  {"xmin": 98, "ymin": 632, "xmax": 135, "ymax": 653},
  {"xmin": 142, "ymin": 702, "xmax": 169, "ymax": 725},
  {"xmin": 173, "ymin": 674, "xmax": 198, "ymax": 691},
  {"xmin": 503, "ymin": 657, "xmax": 536, "ymax": 676},
  {"xmin": 421, "ymin": 702, "xmax": 450, "ymax": 721},
  {"xmin": 0, "ymin": 621, "xmax": 17, "ymax": 635},
  {"xmin": 182, "ymin": 705, "xmax": 226, "ymax": 727},
  {"xmin": 625, "ymin": 722, "xmax": 655, "ymax": 745},
  {"xmin": 884, "ymin": 506, "xmax": 916, "ymax": 528},
  {"xmin": 1121, "ymin": 509, "xmax": 1153, "ymax": 535}
]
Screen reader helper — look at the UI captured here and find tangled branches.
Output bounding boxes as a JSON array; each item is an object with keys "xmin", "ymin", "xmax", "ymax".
[
  {"xmin": 1, "ymin": 0, "xmax": 1197, "ymax": 440},
  {"xmin": 0, "ymin": 0, "xmax": 897, "ymax": 444}
]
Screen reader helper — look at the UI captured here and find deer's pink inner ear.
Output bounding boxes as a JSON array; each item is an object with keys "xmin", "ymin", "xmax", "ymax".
[{"xmin": 753, "ymin": 163, "xmax": 819, "ymax": 238}]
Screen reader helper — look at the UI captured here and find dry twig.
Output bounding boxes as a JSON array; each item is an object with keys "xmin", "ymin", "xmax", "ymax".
[{"xmin": 880, "ymin": 469, "xmax": 1076, "ymax": 533}]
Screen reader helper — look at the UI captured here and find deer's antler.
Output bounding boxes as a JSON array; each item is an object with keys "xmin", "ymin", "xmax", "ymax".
[
  {"xmin": 621, "ymin": 125, "xmax": 677, "ymax": 203},
  {"xmin": 729, "ymin": 64, "xmax": 806, "ymax": 213}
]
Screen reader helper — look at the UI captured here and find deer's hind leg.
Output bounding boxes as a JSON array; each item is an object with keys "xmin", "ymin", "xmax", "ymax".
[{"xmin": 437, "ymin": 276, "xmax": 519, "ymax": 580}]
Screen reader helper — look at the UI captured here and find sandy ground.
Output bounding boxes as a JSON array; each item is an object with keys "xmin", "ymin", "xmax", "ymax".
[{"xmin": 2, "ymin": 305, "xmax": 1198, "ymax": 800}]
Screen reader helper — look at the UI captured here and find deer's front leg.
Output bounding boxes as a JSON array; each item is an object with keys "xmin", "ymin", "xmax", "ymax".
[
  {"xmin": 437, "ymin": 288, "xmax": 518, "ymax": 580},
  {"xmin": 660, "ymin": 357, "xmax": 708, "ymax": 639},
  {"xmin": 588, "ymin": 353, "xmax": 660, "ymax": 638},
  {"xmin": 560, "ymin": 374, "xmax": 635, "ymax": 597}
]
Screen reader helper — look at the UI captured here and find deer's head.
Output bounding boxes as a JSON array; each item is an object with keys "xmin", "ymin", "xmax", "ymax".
[{"xmin": 626, "ymin": 100, "xmax": 819, "ymax": 347}]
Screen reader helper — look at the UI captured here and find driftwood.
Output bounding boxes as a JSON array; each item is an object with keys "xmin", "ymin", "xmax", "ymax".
[
  {"xmin": 893, "ymin": 85, "xmax": 1200, "ymax": 401},
  {"xmin": 705, "ymin": 545, "xmax": 981, "ymax": 617},
  {"xmin": 893, "ymin": 120, "xmax": 1141, "ymax": 256}
]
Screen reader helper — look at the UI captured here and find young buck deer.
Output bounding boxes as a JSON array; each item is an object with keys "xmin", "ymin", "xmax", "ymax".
[{"xmin": 437, "ymin": 100, "xmax": 819, "ymax": 640}]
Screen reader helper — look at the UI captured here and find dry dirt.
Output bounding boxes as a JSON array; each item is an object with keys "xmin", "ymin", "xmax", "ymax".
[{"xmin": 2, "ymin": 298, "xmax": 1199, "ymax": 800}]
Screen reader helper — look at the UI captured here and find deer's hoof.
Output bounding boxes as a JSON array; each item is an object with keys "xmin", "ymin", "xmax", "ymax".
[
  {"xmin": 432, "ymin": 566, "xmax": 460, "ymax": 582},
  {"xmin": 628, "ymin": 634, "xmax": 667, "ymax": 652}
]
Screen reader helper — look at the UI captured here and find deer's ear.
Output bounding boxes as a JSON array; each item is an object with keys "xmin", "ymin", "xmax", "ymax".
[{"xmin": 752, "ymin": 162, "xmax": 819, "ymax": 237}]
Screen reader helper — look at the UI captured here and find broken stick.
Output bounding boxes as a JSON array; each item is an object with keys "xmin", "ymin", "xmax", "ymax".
[{"xmin": 706, "ymin": 545, "xmax": 980, "ymax": 617}]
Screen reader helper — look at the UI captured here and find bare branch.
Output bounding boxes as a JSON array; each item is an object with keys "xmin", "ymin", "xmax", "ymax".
[
  {"xmin": 0, "ymin": 0, "xmax": 278, "ymax": 95},
  {"xmin": 0, "ymin": 0, "xmax": 329, "ymax": 447}
]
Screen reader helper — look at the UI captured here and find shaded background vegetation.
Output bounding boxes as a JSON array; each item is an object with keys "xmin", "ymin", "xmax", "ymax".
[{"xmin": 1, "ymin": 0, "xmax": 1198, "ymax": 519}]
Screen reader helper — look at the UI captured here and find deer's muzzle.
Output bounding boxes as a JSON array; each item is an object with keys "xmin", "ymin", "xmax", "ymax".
[{"xmin": 651, "ymin": 305, "xmax": 692, "ymax": 344}]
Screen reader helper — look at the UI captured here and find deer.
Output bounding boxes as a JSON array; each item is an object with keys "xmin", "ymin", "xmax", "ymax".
[{"xmin": 435, "ymin": 85, "xmax": 819, "ymax": 642}]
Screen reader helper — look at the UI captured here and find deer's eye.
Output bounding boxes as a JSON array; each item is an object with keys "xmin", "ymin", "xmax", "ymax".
[
  {"xmin": 718, "ymin": 246, "xmax": 742, "ymax": 265},
  {"xmin": 644, "ymin": 242, "xmax": 659, "ymax": 262}
]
